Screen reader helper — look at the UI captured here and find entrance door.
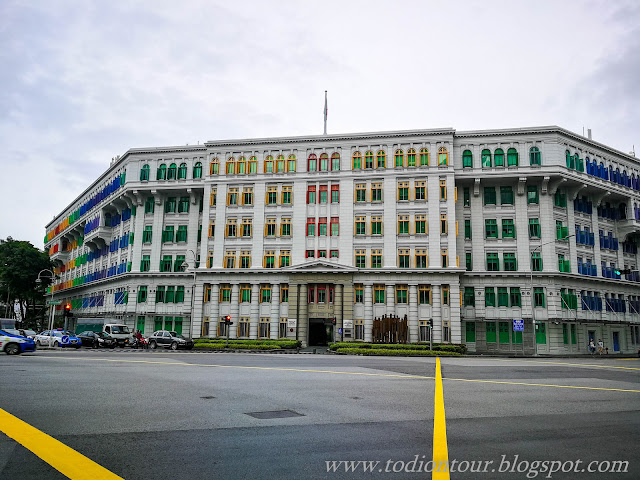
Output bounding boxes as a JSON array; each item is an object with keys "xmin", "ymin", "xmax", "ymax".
[
  {"xmin": 612, "ymin": 331, "xmax": 620, "ymax": 352},
  {"xmin": 308, "ymin": 319, "xmax": 333, "ymax": 346}
]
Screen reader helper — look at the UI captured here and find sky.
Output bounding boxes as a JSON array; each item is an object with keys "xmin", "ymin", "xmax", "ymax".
[{"xmin": 1, "ymin": 0, "xmax": 639, "ymax": 249}]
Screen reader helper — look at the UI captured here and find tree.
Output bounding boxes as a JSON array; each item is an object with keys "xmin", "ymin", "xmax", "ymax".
[{"xmin": 0, "ymin": 238, "xmax": 53, "ymax": 330}]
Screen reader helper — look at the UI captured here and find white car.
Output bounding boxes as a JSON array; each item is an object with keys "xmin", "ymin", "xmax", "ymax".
[{"xmin": 34, "ymin": 330, "xmax": 81, "ymax": 348}]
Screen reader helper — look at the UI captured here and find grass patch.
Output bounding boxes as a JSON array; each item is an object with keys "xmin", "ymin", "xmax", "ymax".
[{"xmin": 334, "ymin": 348, "xmax": 462, "ymax": 357}]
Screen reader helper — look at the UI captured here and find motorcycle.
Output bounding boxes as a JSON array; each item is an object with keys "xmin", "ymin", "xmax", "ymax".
[{"xmin": 130, "ymin": 336, "xmax": 148, "ymax": 349}]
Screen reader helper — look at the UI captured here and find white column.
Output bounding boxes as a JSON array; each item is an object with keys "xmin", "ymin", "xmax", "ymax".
[{"xmin": 364, "ymin": 284, "xmax": 373, "ymax": 342}]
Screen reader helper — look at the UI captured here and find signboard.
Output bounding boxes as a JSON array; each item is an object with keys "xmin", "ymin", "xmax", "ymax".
[
  {"xmin": 47, "ymin": 300, "xmax": 62, "ymax": 306},
  {"xmin": 513, "ymin": 319, "xmax": 524, "ymax": 332},
  {"xmin": 342, "ymin": 319, "xmax": 353, "ymax": 329},
  {"xmin": 338, "ymin": 328, "xmax": 343, "ymax": 335},
  {"xmin": 61, "ymin": 335, "xmax": 70, "ymax": 345},
  {"xmin": 287, "ymin": 318, "xmax": 297, "ymax": 329}
]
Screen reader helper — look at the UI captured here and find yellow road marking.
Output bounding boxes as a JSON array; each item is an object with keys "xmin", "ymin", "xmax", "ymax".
[
  {"xmin": 490, "ymin": 357, "xmax": 640, "ymax": 371},
  {"xmin": 432, "ymin": 357, "xmax": 450, "ymax": 480},
  {"xmin": 442, "ymin": 377, "xmax": 640, "ymax": 393},
  {"xmin": 617, "ymin": 358, "xmax": 640, "ymax": 362},
  {"xmin": 0, "ymin": 408, "xmax": 123, "ymax": 480}
]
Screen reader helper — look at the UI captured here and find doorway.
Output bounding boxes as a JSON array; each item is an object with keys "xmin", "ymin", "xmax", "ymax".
[
  {"xmin": 612, "ymin": 331, "xmax": 620, "ymax": 352},
  {"xmin": 308, "ymin": 318, "xmax": 333, "ymax": 346}
]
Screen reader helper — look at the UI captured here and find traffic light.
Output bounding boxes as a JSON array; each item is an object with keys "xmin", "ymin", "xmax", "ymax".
[
  {"xmin": 332, "ymin": 318, "xmax": 336, "ymax": 325},
  {"xmin": 63, "ymin": 303, "xmax": 73, "ymax": 318},
  {"xmin": 224, "ymin": 315, "xmax": 233, "ymax": 325}
]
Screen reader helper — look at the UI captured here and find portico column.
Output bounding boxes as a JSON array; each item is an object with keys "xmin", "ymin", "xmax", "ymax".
[
  {"xmin": 386, "ymin": 284, "xmax": 395, "ymax": 316},
  {"xmin": 268, "ymin": 283, "xmax": 280, "ymax": 340},
  {"xmin": 230, "ymin": 284, "xmax": 239, "ymax": 339},
  {"xmin": 432, "ymin": 285, "xmax": 442, "ymax": 343},
  {"xmin": 334, "ymin": 284, "xmax": 343, "ymax": 342},
  {"xmin": 299, "ymin": 284, "xmax": 308, "ymax": 346},
  {"xmin": 211, "ymin": 284, "xmax": 220, "ymax": 337},
  {"xmin": 409, "ymin": 284, "xmax": 418, "ymax": 343},
  {"xmin": 364, "ymin": 285, "xmax": 373, "ymax": 342}
]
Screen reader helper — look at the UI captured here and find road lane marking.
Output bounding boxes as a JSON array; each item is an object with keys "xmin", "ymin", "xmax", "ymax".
[
  {"xmin": 432, "ymin": 358, "xmax": 449, "ymax": 480},
  {"xmin": 0, "ymin": 407, "xmax": 123, "ymax": 480},
  {"xmin": 442, "ymin": 377, "xmax": 640, "ymax": 393},
  {"xmin": 489, "ymin": 358, "xmax": 640, "ymax": 371}
]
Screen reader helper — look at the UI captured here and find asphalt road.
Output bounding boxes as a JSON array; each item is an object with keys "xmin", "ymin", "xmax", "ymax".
[{"xmin": 0, "ymin": 350, "xmax": 638, "ymax": 480}]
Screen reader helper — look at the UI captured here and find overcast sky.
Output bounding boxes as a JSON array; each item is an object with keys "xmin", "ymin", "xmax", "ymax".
[{"xmin": 1, "ymin": 0, "xmax": 638, "ymax": 248}]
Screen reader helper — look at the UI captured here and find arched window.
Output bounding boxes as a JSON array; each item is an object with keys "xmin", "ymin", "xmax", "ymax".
[
  {"xmin": 395, "ymin": 149, "xmax": 404, "ymax": 168},
  {"xmin": 276, "ymin": 155, "xmax": 286, "ymax": 173},
  {"xmin": 287, "ymin": 154, "xmax": 296, "ymax": 172},
  {"xmin": 192, "ymin": 162, "xmax": 202, "ymax": 179},
  {"xmin": 507, "ymin": 148, "xmax": 518, "ymax": 166},
  {"xmin": 407, "ymin": 148, "xmax": 416, "ymax": 167},
  {"xmin": 364, "ymin": 151, "xmax": 374, "ymax": 169},
  {"xmin": 437, "ymin": 147, "xmax": 448, "ymax": 166},
  {"xmin": 307, "ymin": 154, "xmax": 317, "ymax": 172},
  {"xmin": 462, "ymin": 150, "xmax": 473, "ymax": 168},
  {"xmin": 481, "ymin": 149, "xmax": 492, "ymax": 168},
  {"xmin": 226, "ymin": 157, "xmax": 235, "ymax": 175},
  {"xmin": 140, "ymin": 164, "xmax": 150, "ymax": 181},
  {"xmin": 331, "ymin": 152, "xmax": 340, "ymax": 171},
  {"xmin": 210, "ymin": 158, "xmax": 219, "ymax": 175},
  {"xmin": 264, "ymin": 155, "xmax": 274, "ymax": 173},
  {"xmin": 565, "ymin": 150, "xmax": 574, "ymax": 169},
  {"xmin": 319, "ymin": 153, "xmax": 329, "ymax": 171},
  {"xmin": 419, "ymin": 148, "xmax": 429, "ymax": 166},
  {"xmin": 352, "ymin": 151, "xmax": 362, "ymax": 170},
  {"xmin": 494, "ymin": 148, "xmax": 504, "ymax": 167},
  {"xmin": 249, "ymin": 156, "xmax": 258, "ymax": 174},
  {"xmin": 167, "ymin": 163, "xmax": 177, "ymax": 180},
  {"xmin": 157, "ymin": 163, "xmax": 167, "ymax": 180},
  {"xmin": 530, "ymin": 146, "xmax": 541, "ymax": 166},
  {"xmin": 600, "ymin": 162, "xmax": 606, "ymax": 180},
  {"xmin": 376, "ymin": 150, "xmax": 386, "ymax": 169},
  {"xmin": 237, "ymin": 156, "xmax": 246, "ymax": 174},
  {"xmin": 615, "ymin": 168, "xmax": 621, "ymax": 185},
  {"xmin": 178, "ymin": 162, "xmax": 187, "ymax": 179}
]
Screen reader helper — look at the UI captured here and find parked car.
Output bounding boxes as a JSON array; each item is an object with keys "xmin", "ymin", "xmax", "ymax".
[
  {"xmin": 34, "ymin": 330, "xmax": 82, "ymax": 348},
  {"xmin": 19, "ymin": 329, "xmax": 38, "ymax": 340},
  {"xmin": 76, "ymin": 331, "xmax": 117, "ymax": 348},
  {"xmin": 0, "ymin": 329, "xmax": 36, "ymax": 355},
  {"xmin": 103, "ymin": 324, "xmax": 133, "ymax": 347},
  {"xmin": 148, "ymin": 331, "xmax": 194, "ymax": 350}
]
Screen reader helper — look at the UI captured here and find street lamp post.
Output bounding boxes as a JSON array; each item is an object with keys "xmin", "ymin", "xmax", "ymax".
[
  {"xmin": 35, "ymin": 269, "xmax": 58, "ymax": 348},
  {"xmin": 529, "ymin": 234, "xmax": 574, "ymax": 356},
  {"xmin": 180, "ymin": 249, "xmax": 198, "ymax": 338}
]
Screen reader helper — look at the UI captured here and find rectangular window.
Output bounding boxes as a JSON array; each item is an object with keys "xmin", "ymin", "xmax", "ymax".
[
  {"xmin": 318, "ymin": 217, "xmax": 327, "ymax": 236},
  {"xmin": 463, "ymin": 187, "xmax": 470, "ymax": 207},
  {"xmin": 414, "ymin": 181, "xmax": 426, "ymax": 201},
  {"xmin": 237, "ymin": 157, "xmax": 246, "ymax": 174},
  {"xmin": 465, "ymin": 322, "xmax": 476, "ymax": 342},
  {"xmin": 331, "ymin": 185, "xmax": 340, "ymax": 203},
  {"xmin": 208, "ymin": 222, "xmax": 215, "ymax": 238},
  {"xmin": 527, "ymin": 186, "xmax": 539, "ymax": 204},
  {"xmin": 165, "ymin": 197, "xmax": 176, "ymax": 213},
  {"xmin": 280, "ymin": 284, "xmax": 289, "ymax": 303},
  {"xmin": 219, "ymin": 284, "xmax": 231, "ymax": 302},
  {"xmin": 319, "ymin": 185, "xmax": 328, "ymax": 203},
  {"xmin": 330, "ymin": 217, "xmax": 339, "ymax": 236},
  {"xmin": 174, "ymin": 255, "xmax": 185, "ymax": 272},
  {"xmin": 354, "ymin": 284, "xmax": 364, "ymax": 303},
  {"xmin": 330, "ymin": 249, "xmax": 338, "ymax": 258},
  {"xmin": 307, "ymin": 185, "xmax": 316, "ymax": 204},
  {"xmin": 531, "ymin": 252, "xmax": 542, "ymax": 271},
  {"xmin": 497, "ymin": 287, "xmax": 509, "ymax": 307},
  {"xmin": 354, "ymin": 319, "xmax": 364, "ymax": 340},
  {"xmin": 485, "ymin": 287, "xmax": 496, "ymax": 307},
  {"xmin": 263, "ymin": 250, "xmax": 275, "ymax": 268},
  {"xmin": 510, "ymin": 287, "xmax": 521, "ymax": 307},
  {"xmin": 396, "ymin": 285, "xmax": 408, "ymax": 304},
  {"xmin": 398, "ymin": 249, "xmax": 410, "ymax": 268},
  {"xmin": 241, "ymin": 218, "xmax": 252, "ymax": 237},
  {"xmin": 240, "ymin": 251, "xmax": 251, "ymax": 269},
  {"xmin": 137, "ymin": 286, "xmax": 147, "ymax": 303},
  {"xmin": 374, "ymin": 284, "xmax": 386, "ymax": 304},
  {"xmin": 224, "ymin": 251, "xmax": 236, "ymax": 269},
  {"xmin": 279, "ymin": 250, "xmax": 290, "ymax": 267},
  {"xmin": 484, "ymin": 187, "xmax": 496, "ymax": 205},
  {"xmin": 240, "ymin": 284, "xmax": 251, "ymax": 303},
  {"xmin": 528, "ymin": 218, "xmax": 540, "ymax": 238},
  {"xmin": 227, "ymin": 188, "xmax": 238, "ymax": 206},
  {"xmin": 155, "ymin": 286, "xmax": 165, "ymax": 303},
  {"xmin": 259, "ymin": 318, "xmax": 270, "ymax": 339},
  {"xmin": 486, "ymin": 322, "xmax": 497, "ymax": 343},
  {"xmin": 500, "ymin": 186, "xmax": 514, "ymax": 205},
  {"xmin": 280, "ymin": 217, "xmax": 291, "ymax": 237},
  {"xmin": 441, "ymin": 248, "xmax": 448, "ymax": 267},
  {"xmin": 464, "ymin": 287, "xmax": 475, "ymax": 306},
  {"xmin": 145, "ymin": 197, "xmax": 154, "ymax": 214},
  {"xmin": 265, "ymin": 217, "xmax": 277, "ymax": 237},
  {"xmin": 176, "ymin": 225, "xmax": 188, "ymax": 242},
  {"xmin": 464, "ymin": 219, "xmax": 472, "ymax": 239},
  {"xmin": 355, "ymin": 183, "xmax": 366, "ymax": 202},
  {"xmin": 306, "ymin": 217, "xmax": 315, "ymax": 236},
  {"xmin": 305, "ymin": 249, "xmax": 315, "ymax": 259},
  {"xmin": 178, "ymin": 196, "xmax": 189, "ymax": 213},
  {"xmin": 165, "ymin": 286, "xmax": 175, "ymax": 303},
  {"xmin": 440, "ymin": 213, "xmax": 447, "ymax": 234},
  {"xmin": 355, "ymin": 249, "xmax": 366, "ymax": 268},
  {"xmin": 371, "ymin": 249, "xmax": 382, "ymax": 268},
  {"xmin": 397, "ymin": 181, "xmax": 409, "ymax": 201},
  {"xmin": 439, "ymin": 179, "xmax": 447, "ymax": 200},
  {"xmin": 371, "ymin": 183, "xmax": 382, "ymax": 202},
  {"xmin": 238, "ymin": 318, "xmax": 250, "ymax": 338},
  {"xmin": 415, "ymin": 249, "xmax": 428, "ymax": 268},
  {"xmin": 279, "ymin": 318, "xmax": 287, "ymax": 338},
  {"xmin": 502, "ymin": 219, "xmax": 515, "ymax": 238},
  {"xmin": 209, "ymin": 188, "xmax": 217, "ymax": 207},
  {"xmin": 465, "ymin": 252, "xmax": 472, "ymax": 271},
  {"xmin": 487, "ymin": 252, "xmax": 499, "ymax": 271},
  {"xmin": 260, "ymin": 284, "xmax": 271, "ymax": 303},
  {"xmin": 160, "ymin": 255, "xmax": 172, "ymax": 272},
  {"xmin": 419, "ymin": 285, "xmax": 431, "ymax": 304},
  {"xmin": 241, "ymin": 187, "xmax": 253, "ymax": 206},
  {"xmin": 534, "ymin": 287, "xmax": 545, "ymax": 307},
  {"xmin": 499, "ymin": 322, "xmax": 509, "ymax": 344},
  {"xmin": 485, "ymin": 219, "xmax": 498, "ymax": 238},
  {"xmin": 226, "ymin": 218, "xmax": 237, "ymax": 237},
  {"xmin": 371, "ymin": 216, "xmax": 382, "ymax": 235},
  {"xmin": 281, "ymin": 185, "xmax": 292, "ymax": 204},
  {"xmin": 442, "ymin": 285, "xmax": 449, "ymax": 305},
  {"xmin": 162, "ymin": 225, "xmax": 174, "ymax": 243},
  {"xmin": 143, "ymin": 225, "xmax": 152, "ymax": 243},
  {"xmin": 398, "ymin": 215, "xmax": 409, "ymax": 235},
  {"xmin": 266, "ymin": 186, "xmax": 278, "ymax": 205}
]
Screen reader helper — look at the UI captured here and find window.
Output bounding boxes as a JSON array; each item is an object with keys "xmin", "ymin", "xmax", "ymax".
[
  {"xmin": 276, "ymin": 155, "xmax": 285, "ymax": 173},
  {"xmin": 305, "ymin": 249, "xmax": 315, "ymax": 259},
  {"xmin": 319, "ymin": 185, "xmax": 328, "ymax": 203},
  {"xmin": 364, "ymin": 151, "xmax": 374, "ymax": 169},
  {"xmin": 486, "ymin": 322, "xmax": 497, "ymax": 343},
  {"xmin": 355, "ymin": 249, "xmax": 366, "ymax": 268},
  {"xmin": 142, "ymin": 226, "xmax": 153, "ymax": 243},
  {"xmin": 398, "ymin": 249, "xmax": 410, "ymax": 268},
  {"xmin": 288, "ymin": 155, "xmax": 296, "ymax": 172},
  {"xmin": 307, "ymin": 185, "xmax": 316, "ymax": 204},
  {"xmin": 331, "ymin": 152, "xmax": 340, "ymax": 171},
  {"xmin": 266, "ymin": 186, "xmax": 278, "ymax": 205},
  {"xmin": 355, "ymin": 183, "xmax": 366, "ymax": 202},
  {"xmin": 237, "ymin": 156, "xmax": 246, "ymax": 174},
  {"xmin": 224, "ymin": 251, "xmax": 236, "ymax": 269},
  {"xmin": 226, "ymin": 157, "xmax": 235, "ymax": 175},
  {"xmin": 280, "ymin": 217, "xmax": 291, "ymax": 237},
  {"xmin": 531, "ymin": 251, "xmax": 542, "ymax": 271},
  {"xmin": 331, "ymin": 185, "xmax": 340, "ymax": 203},
  {"xmin": 437, "ymin": 147, "xmax": 448, "ymax": 165},
  {"xmin": 558, "ymin": 254, "xmax": 570, "ymax": 272},
  {"xmin": 500, "ymin": 186, "xmax": 514, "ymax": 205},
  {"xmin": 465, "ymin": 252, "xmax": 472, "ymax": 271},
  {"xmin": 241, "ymin": 218, "xmax": 252, "ymax": 237},
  {"xmin": 209, "ymin": 189, "xmax": 217, "ymax": 207},
  {"xmin": 306, "ymin": 218, "xmax": 315, "ymax": 236},
  {"xmin": 503, "ymin": 252, "xmax": 517, "ymax": 271},
  {"xmin": 494, "ymin": 148, "xmax": 504, "ymax": 166},
  {"xmin": 281, "ymin": 185, "xmax": 292, "ymax": 204},
  {"xmin": 249, "ymin": 156, "xmax": 257, "ymax": 174},
  {"xmin": 226, "ymin": 218, "xmax": 237, "ymax": 237},
  {"xmin": 395, "ymin": 149, "xmax": 404, "ymax": 167},
  {"xmin": 260, "ymin": 284, "xmax": 271, "ymax": 303},
  {"xmin": 352, "ymin": 151, "xmax": 362, "ymax": 170},
  {"xmin": 481, "ymin": 149, "xmax": 492, "ymax": 168},
  {"xmin": 556, "ymin": 220, "xmax": 568, "ymax": 240},
  {"xmin": 440, "ymin": 213, "xmax": 447, "ymax": 234},
  {"xmin": 280, "ymin": 284, "xmax": 289, "ymax": 303},
  {"xmin": 374, "ymin": 284, "xmax": 385, "ymax": 303},
  {"xmin": 464, "ymin": 219, "xmax": 472, "ymax": 239},
  {"xmin": 398, "ymin": 215, "xmax": 409, "ymax": 235},
  {"xmin": 484, "ymin": 187, "xmax": 496, "ymax": 205},
  {"xmin": 160, "ymin": 255, "xmax": 172, "ymax": 272},
  {"xmin": 165, "ymin": 286, "xmax": 175, "ymax": 303},
  {"xmin": 157, "ymin": 163, "xmax": 167, "ymax": 180},
  {"xmin": 371, "ymin": 249, "xmax": 382, "ymax": 268},
  {"xmin": 318, "ymin": 217, "xmax": 327, "ymax": 236},
  {"xmin": 263, "ymin": 250, "xmax": 275, "ymax": 268},
  {"xmin": 145, "ymin": 197, "xmax": 154, "ymax": 214},
  {"xmin": 396, "ymin": 285, "xmax": 408, "ymax": 304},
  {"xmin": 529, "ymin": 218, "xmax": 541, "ymax": 238},
  {"xmin": 330, "ymin": 249, "xmax": 339, "ymax": 258},
  {"xmin": 140, "ymin": 255, "xmax": 150, "ymax": 272},
  {"xmin": 466, "ymin": 322, "xmax": 476, "ymax": 342},
  {"xmin": 414, "ymin": 181, "xmax": 426, "ymax": 200},
  {"xmin": 397, "ymin": 182, "xmax": 409, "ymax": 201},
  {"xmin": 209, "ymin": 158, "xmax": 219, "ymax": 175},
  {"xmin": 178, "ymin": 162, "xmax": 187, "ymax": 179},
  {"xmin": 371, "ymin": 183, "xmax": 382, "ymax": 202},
  {"xmin": 441, "ymin": 249, "xmax": 448, "ymax": 267},
  {"xmin": 487, "ymin": 252, "xmax": 499, "ymax": 271},
  {"xmin": 442, "ymin": 285, "xmax": 449, "ymax": 305},
  {"xmin": 176, "ymin": 225, "xmax": 188, "ymax": 242},
  {"xmin": 162, "ymin": 225, "xmax": 174, "ymax": 243},
  {"xmin": 279, "ymin": 318, "xmax": 288, "ymax": 338},
  {"xmin": 208, "ymin": 221, "xmax": 215, "ymax": 238},
  {"xmin": 354, "ymin": 284, "xmax": 364, "ymax": 303},
  {"xmin": 279, "ymin": 250, "xmax": 290, "ymax": 267},
  {"xmin": 507, "ymin": 148, "xmax": 518, "ymax": 166},
  {"xmin": 264, "ymin": 155, "xmax": 274, "ymax": 173},
  {"xmin": 371, "ymin": 216, "xmax": 382, "ymax": 235},
  {"xmin": 330, "ymin": 217, "xmax": 339, "ymax": 236},
  {"xmin": 510, "ymin": 287, "xmax": 521, "ymax": 306},
  {"xmin": 415, "ymin": 249, "xmax": 428, "ymax": 268},
  {"xmin": 207, "ymin": 250, "xmax": 214, "ymax": 268},
  {"xmin": 534, "ymin": 287, "xmax": 545, "ymax": 307},
  {"xmin": 240, "ymin": 251, "xmax": 251, "ymax": 269},
  {"xmin": 227, "ymin": 187, "xmax": 238, "ymax": 206},
  {"xmin": 463, "ymin": 187, "xmax": 470, "ymax": 207},
  {"xmin": 527, "ymin": 186, "xmax": 539, "ymax": 204},
  {"xmin": 464, "ymin": 287, "xmax": 475, "ymax": 306},
  {"xmin": 554, "ymin": 191, "xmax": 567, "ymax": 208},
  {"xmin": 415, "ymin": 215, "xmax": 427, "ymax": 235},
  {"xmin": 462, "ymin": 150, "xmax": 473, "ymax": 168},
  {"xmin": 439, "ymin": 179, "xmax": 447, "ymax": 200},
  {"xmin": 140, "ymin": 164, "xmax": 150, "ymax": 181},
  {"xmin": 530, "ymin": 146, "xmax": 541, "ymax": 166},
  {"xmin": 178, "ymin": 196, "xmax": 189, "ymax": 213},
  {"xmin": 319, "ymin": 153, "xmax": 329, "ymax": 171},
  {"xmin": 419, "ymin": 148, "xmax": 429, "ymax": 166},
  {"xmin": 407, "ymin": 148, "xmax": 416, "ymax": 167},
  {"xmin": 165, "ymin": 197, "xmax": 176, "ymax": 213},
  {"xmin": 167, "ymin": 163, "xmax": 177, "ymax": 180},
  {"xmin": 240, "ymin": 284, "xmax": 251, "ymax": 302},
  {"xmin": 156, "ymin": 286, "xmax": 166, "ymax": 303},
  {"xmin": 502, "ymin": 219, "xmax": 515, "ymax": 238},
  {"xmin": 419, "ymin": 285, "xmax": 431, "ymax": 304},
  {"xmin": 241, "ymin": 187, "xmax": 253, "ymax": 206},
  {"xmin": 485, "ymin": 287, "xmax": 496, "ymax": 307},
  {"xmin": 497, "ymin": 287, "xmax": 509, "ymax": 307},
  {"xmin": 376, "ymin": 150, "xmax": 386, "ymax": 168},
  {"xmin": 259, "ymin": 318, "xmax": 270, "ymax": 339},
  {"xmin": 219, "ymin": 284, "xmax": 231, "ymax": 302}
]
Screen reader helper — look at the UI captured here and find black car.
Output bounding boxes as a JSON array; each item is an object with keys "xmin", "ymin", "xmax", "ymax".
[
  {"xmin": 77, "ymin": 331, "xmax": 117, "ymax": 348},
  {"xmin": 148, "ymin": 331, "xmax": 194, "ymax": 350}
]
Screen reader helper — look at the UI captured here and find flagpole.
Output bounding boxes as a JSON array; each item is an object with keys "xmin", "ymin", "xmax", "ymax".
[{"xmin": 323, "ymin": 90, "xmax": 327, "ymax": 135}]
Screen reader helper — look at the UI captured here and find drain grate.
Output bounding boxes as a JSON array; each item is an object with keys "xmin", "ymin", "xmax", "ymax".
[
  {"xmin": 245, "ymin": 410, "xmax": 304, "ymax": 419},
  {"xmin": 200, "ymin": 396, "xmax": 216, "ymax": 399}
]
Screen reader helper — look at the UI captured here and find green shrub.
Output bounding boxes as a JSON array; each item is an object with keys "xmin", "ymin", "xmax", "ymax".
[
  {"xmin": 329, "ymin": 342, "xmax": 465, "ymax": 354},
  {"xmin": 194, "ymin": 339, "xmax": 300, "ymax": 349},
  {"xmin": 334, "ymin": 348, "xmax": 461, "ymax": 357},
  {"xmin": 194, "ymin": 343, "xmax": 281, "ymax": 351}
]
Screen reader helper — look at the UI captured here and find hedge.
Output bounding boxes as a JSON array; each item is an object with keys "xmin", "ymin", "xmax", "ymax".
[
  {"xmin": 329, "ymin": 342, "xmax": 466, "ymax": 354},
  {"xmin": 334, "ymin": 348, "xmax": 462, "ymax": 357},
  {"xmin": 194, "ymin": 339, "xmax": 301, "ymax": 349},
  {"xmin": 194, "ymin": 343, "xmax": 281, "ymax": 351}
]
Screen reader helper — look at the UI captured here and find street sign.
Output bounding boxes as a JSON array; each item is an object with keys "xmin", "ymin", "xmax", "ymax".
[
  {"xmin": 338, "ymin": 328, "xmax": 343, "ymax": 335},
  {"xmin": 513, "ymin": 319, "xmax": 524, "ymax": 332},
  {"xmin": 343, "ymin": 319, "xmax": 353, "ymax": 329},
  {"xmin": 47, "ymin": 300, "xmax": 62, "ymax": 305},
  {"xmin": 61, "ymin": 335, "xmax": 70, "ymax": 345}
]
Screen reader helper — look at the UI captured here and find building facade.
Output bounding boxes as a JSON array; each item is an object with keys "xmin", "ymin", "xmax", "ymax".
[{"xmin": 44, "ymin": 126, "xmax": 640, "ymax": 354}]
